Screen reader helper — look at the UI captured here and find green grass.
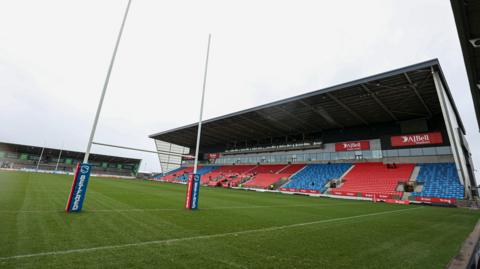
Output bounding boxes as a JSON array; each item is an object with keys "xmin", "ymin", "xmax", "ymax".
[{"xmin": 0, "ymin": 171, "xmax": 479, "ymax": 269}]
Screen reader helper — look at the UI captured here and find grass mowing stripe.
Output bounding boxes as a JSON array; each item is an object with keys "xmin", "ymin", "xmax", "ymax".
[
  {"xmin": 0, "ymin": 206, "xmax": 422, "ymax": 261},
  {"xmin": 0, "ymin": 202, "xmax": 365, "ymax": 213}
]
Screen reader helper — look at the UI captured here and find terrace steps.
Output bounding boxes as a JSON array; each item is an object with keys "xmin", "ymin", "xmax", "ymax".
[{"xmin": 410, "ymin": 166, "xmax": 421, "ymax": 181}]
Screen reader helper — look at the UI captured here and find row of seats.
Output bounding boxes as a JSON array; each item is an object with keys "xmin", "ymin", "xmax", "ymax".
[
  {"xmin": 202, "ymin": 172, "xmax": 246, "ymax": 185},
  {"xmin": 209, "ymin": 165, "xmax": 256, "ymax": 174},
  {"xmin": 248, "ymin": 164, "xmax": 288, "ymax": 174},
  {"xmin": 177, "ymin": 166, "xmax": 219, "ymax": 181},
  {"xmin": 158, "ymin": 162, "xmax": 465, "ymax": 200},
  {"xmin": 279, "ymin": 164, "xmax": 306, "ymax": 174},
  {"xmin": 201, "ymin": 165, "xmax": 256, "ymax": 185},
  {"xmin": 334, "ymin": 163, "xmax": 415, "ymax": 198},
  {"xmin": 412, "ymin": 163, "xmax": 464, "ymax": 199},
  {"xmin": 283, "ymin": 163, "xmax": 351, "ymax": 193},
  {"xmin": 241, "ymin": 164, "xmax": 305, "ymax": 188},
  {"xmin": 243, "ymin": 173, "xmax": 291, "ymax": 188},
  {"xmin": 160, "ymin": 167, "xmax": 194, "ymax": 181},
  {"xmin": 154, "ymin": 166, "xmax": 184, "ymax": 179},
  {"xmin": 197, "ymin": 164, "xmax": 306, "ymax": 189},
  {"xmin": 160, "ymin": 165, "xmax": 226, "ymax": 182}
]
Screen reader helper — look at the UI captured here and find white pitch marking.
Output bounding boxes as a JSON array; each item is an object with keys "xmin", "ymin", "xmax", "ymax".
[{"xmin": 0, "ymin": 207, "xmax": 422, "ymax": 261}]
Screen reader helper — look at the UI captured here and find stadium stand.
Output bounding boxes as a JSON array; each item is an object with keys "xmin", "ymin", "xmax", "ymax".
[
  {"xmin": 160, "ymin": 162, "xmax": 466, "ymax": 202},
  {"xmin": 0, "ymin": 142, "xmax": 140, "ymax": 177},
  {"xmin": 333, "ymin": 163, "xmax": 415, "ymax": 199},
  {"xmin": 283, "ymin": 163, "xmax": 351, "ymax": 193},
  {"xmin": 151, "ymin": 61, "xmax": 477, "ymax": 203},
  {"xmin": 412, "ymin": 163, "xmax": 464, "ymax": 199}
]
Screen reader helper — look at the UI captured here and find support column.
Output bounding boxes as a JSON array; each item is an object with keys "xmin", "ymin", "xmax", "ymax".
[
  {"xmin": 36, "ymin": 147, "xmax": 45, "ymax": 171},
  {"xmin": 432, "ymin": 70, "xmax": 471, "ymax": 199}
]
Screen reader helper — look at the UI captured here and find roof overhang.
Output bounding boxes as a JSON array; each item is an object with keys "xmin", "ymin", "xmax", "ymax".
[
  {"xmin": 451, "ymin": 0, "xmax": 480, "ymax": 130},
  {"xmin": 0, "ymin": 142, "xmax": 141, "ymax": 164},
  {"xmin": 150, "ymin": 59, "xmax": 464, "ymax": 150}
]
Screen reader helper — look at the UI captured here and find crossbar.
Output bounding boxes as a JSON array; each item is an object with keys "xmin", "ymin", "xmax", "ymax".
[{"xmin": 92, "ymin": 142, "xmax": 191, "ymax": 158}]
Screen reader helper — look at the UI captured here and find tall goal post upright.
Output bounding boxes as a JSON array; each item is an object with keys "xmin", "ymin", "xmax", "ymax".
[
  {"xmin": 65, "ymin": 0, "xmax": 133, "ymax": 213},
  {"xmin": 193, "ymin": 34, "xmax": 212, "ymax": 174},
  {"xmin": 84, "ymin": 0, "xmax": 132, "ymax": 163},
  {"xmin": 186, "ymin": 34, "xmax": 212, "ymax": 210}
]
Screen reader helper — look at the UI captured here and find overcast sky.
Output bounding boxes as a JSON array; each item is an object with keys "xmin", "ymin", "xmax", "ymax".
[{"xmin": 0, "ymin": 0, "xmax": 478, "ymax": 178}]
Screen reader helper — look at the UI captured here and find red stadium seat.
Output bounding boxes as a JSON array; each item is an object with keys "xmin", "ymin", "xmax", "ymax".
[
  {"xmin": 248, "ymin": 164, "xmax": 288, "ymax": 174},
  {"xmin": 161, "ymin": 167, "xmax": 196, "ymax": 181},
  {"xmin": 243, "ymin": 173, "xmax": 291, "ymax": 189},
  {"xmin": 200, "ymin": 164, "xmax": 305, "ymax": 188},
  {"xmin": 279, "ymin": 164, "xmax": 306, "ymax": 174},
  {"xmin": 201, "ymin": 165, "xmax": 256, "ymax": 185},
  {"xmin": 333, "ymin": 162, "xmax": 414, "ymax": 198}
]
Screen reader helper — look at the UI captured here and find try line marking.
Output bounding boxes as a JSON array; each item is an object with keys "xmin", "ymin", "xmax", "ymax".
[{"xmin": 0, "ymin": 206, "xmax": 422, "ymax": 261}]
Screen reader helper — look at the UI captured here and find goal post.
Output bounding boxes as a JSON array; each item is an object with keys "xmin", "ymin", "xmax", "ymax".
[{"xmin": 66, "ymin": 0, "xmax": 133, "ymax": 213}]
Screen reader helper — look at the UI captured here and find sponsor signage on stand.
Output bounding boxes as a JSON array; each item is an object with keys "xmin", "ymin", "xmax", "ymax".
[
  {"xmin": 335, "ymin": 141, "xmax": 370, "ymax": 151},
  {"xmin": 390, "ymin": 132, "xmax": 443, "ymax": 147},
  {"xmin": 206, "ymin": 153, "xmax": 221, "ymax": 159},
  {"xmin": 414, "ymin": 196, "xmax": 456, "ymax": 204}
]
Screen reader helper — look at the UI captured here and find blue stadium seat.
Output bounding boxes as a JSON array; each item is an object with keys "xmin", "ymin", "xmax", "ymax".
[
  {"xmin": 412, "ymin": 163, "xmax": 464, "ymax": 199},
  {"xmin": 282, "ymin": 163, "xmax": 351, "ymax": 193}
]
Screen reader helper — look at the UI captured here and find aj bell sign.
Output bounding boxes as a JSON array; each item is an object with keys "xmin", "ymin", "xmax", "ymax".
[
  {"xmin": 391, "ymin": 132, "xmax": 443, "ymax": 147},
  {"xmin": 335, "ymin": 140, "xmax": 370, "ymax": 151},
  {"xmin": 65, "ymin": 163, "xmax": 92, "ymax": 212}
]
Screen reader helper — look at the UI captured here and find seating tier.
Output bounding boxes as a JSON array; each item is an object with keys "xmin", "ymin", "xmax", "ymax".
[
  {"xmin": 412, "ymin": 163, "xmax": 464, "ymax": 199},
  {"xmin": 283, "ymin": 164, "xmax": 351, "ymax": 193},
  {"xmin": 334, "ymin": 163, "xmax": 414, "ymax": 198}
]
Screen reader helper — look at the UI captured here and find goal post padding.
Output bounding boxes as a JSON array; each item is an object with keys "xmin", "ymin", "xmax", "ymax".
[
  {"xmin": 65, "ymin": 163, "xmax": 92, "ymax": 213},
  {"xmin": 185, "ymin": 174, "xmax": 201, "ymax": 210}
]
